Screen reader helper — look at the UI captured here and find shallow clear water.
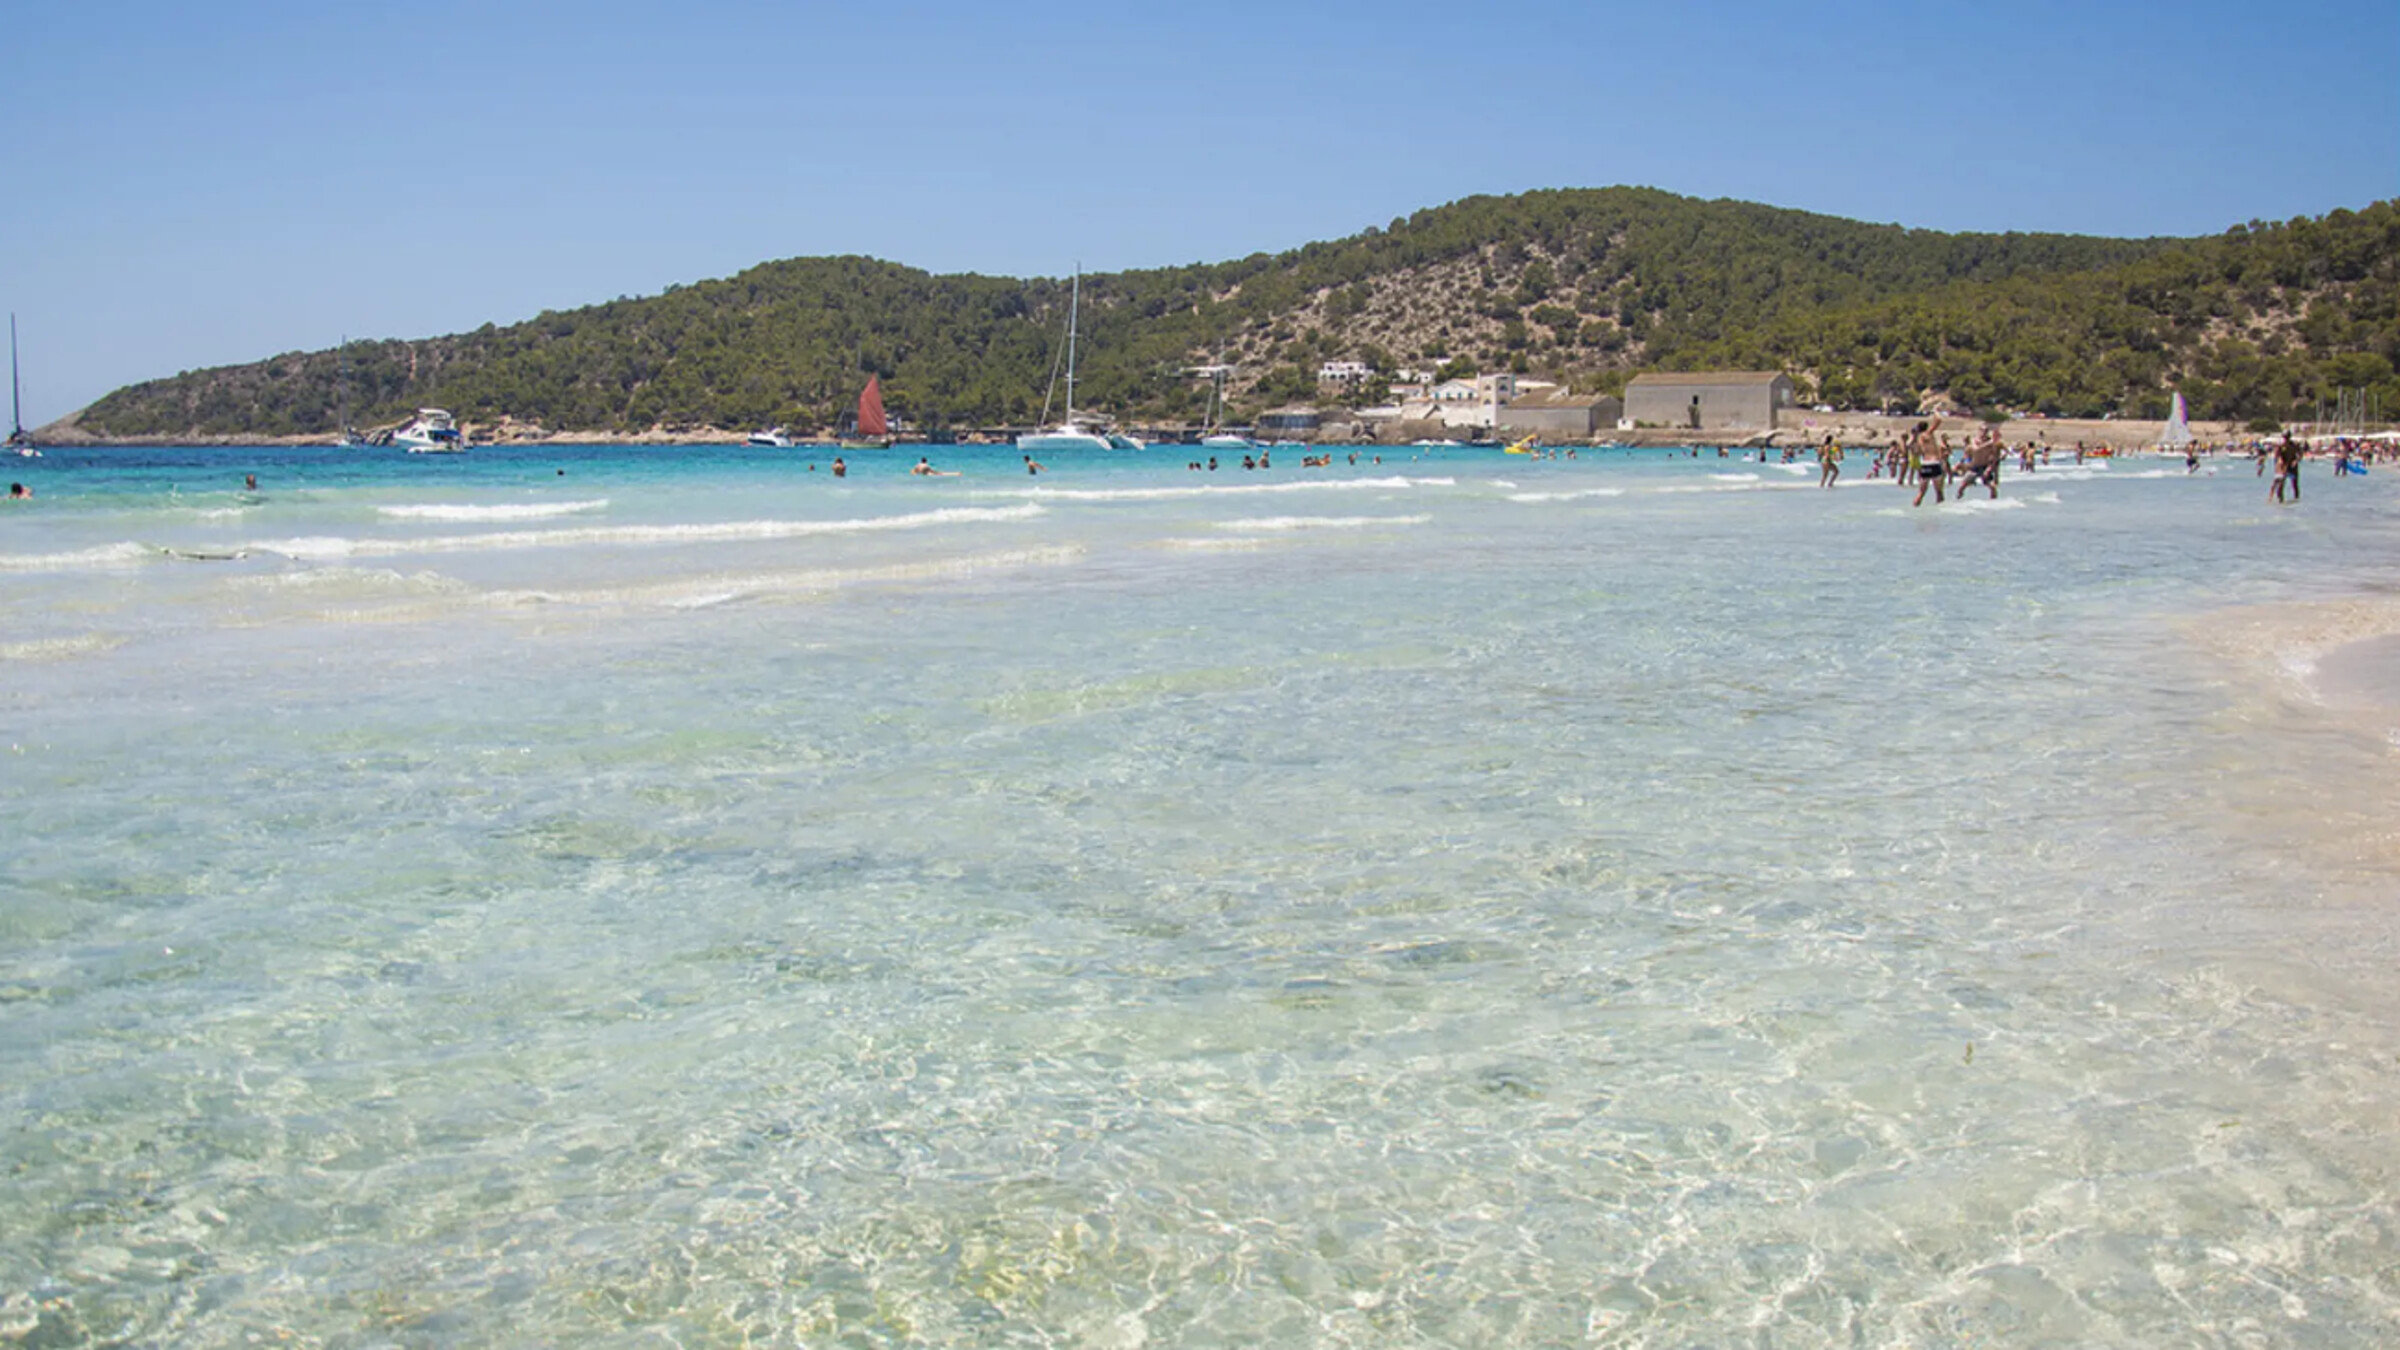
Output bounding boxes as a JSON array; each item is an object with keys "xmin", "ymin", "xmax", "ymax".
[{"xmin": 4, "ymin": 443, "xmax": 2398, "ymax": 1345}]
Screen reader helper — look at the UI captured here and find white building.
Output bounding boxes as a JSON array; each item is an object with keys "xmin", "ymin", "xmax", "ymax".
[{"xmin": 1318, "ymin": 360, "xmax": 1374, "ymax": 385}]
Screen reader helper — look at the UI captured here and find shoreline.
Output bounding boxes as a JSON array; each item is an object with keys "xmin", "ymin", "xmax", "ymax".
[{"xmin": 24, "ymin": 416, "xmax": 2278, "ymax": 452}]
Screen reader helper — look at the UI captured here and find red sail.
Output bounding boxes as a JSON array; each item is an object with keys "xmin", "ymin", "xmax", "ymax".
[{"xmin": 857, "ymin": 376, "xmax": 889, "ymax": 438}]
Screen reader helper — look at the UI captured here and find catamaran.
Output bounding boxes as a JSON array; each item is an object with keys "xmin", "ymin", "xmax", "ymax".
[
  {"xmin": 8, "ymin": 314, "xmax": 37, "ymax": 456},
  {"xmin": 1018, "ymin": 270, "xmax": 1115, "ymax": 454}
]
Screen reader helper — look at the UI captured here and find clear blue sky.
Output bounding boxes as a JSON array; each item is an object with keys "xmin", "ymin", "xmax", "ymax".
[{"xmin": 6, "ymin": 0, "xmax": 2395, "ymax": 424}]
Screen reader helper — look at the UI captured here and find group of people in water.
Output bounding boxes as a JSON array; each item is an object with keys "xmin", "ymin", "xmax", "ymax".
[{"xmin": 1790, "ymin": 417, "xmax": 2363, "ymax": 507}]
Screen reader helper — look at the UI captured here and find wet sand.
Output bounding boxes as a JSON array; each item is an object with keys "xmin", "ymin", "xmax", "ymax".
[{"xmin": 2312, "ymin": 631, "xmax": 2400, "ymax": 714}]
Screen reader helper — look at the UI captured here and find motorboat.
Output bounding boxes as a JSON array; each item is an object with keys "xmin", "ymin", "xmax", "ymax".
[
  {"xmin": 1201, "ymin": 433, "xmax": 1255, "ymax": 450},
  {"xmin": 395, "ymin": 408, "xmax": 464, "ymax": 453},
  {"xmin": 747, "ymin": 426, "xmax": 793, "ymax": 447}
]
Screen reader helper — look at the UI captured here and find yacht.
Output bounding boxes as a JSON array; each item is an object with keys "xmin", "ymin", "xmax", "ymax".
[
  {"xmin": 1017, "ymin": 269, "xmax": 1117, "ymax": 454},
  {"xmin": 395, "ymin": 408, "xmax": 464, "ymax": 453},
  {"xmin": 747, "ymin": 426, "xmax": 793, "ymax": 448}
]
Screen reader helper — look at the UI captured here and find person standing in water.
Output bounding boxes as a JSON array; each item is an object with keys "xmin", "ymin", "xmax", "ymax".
[
  {"xmin": 1910, "ymin": 418, "xmax": 1948, "ymax": 507},
  {"xmin": 1817, "ymin": 435, "xmax": 1842, "ymax": 488},
  {"xmin": 1958, "ymin": 427, "xmax": 2003, "ymax": 499},
  {"xmin": 2270, "ymin": 434, "xmax": 2302, "ymax": 503},
  {"xmin": 831, "ymin": 457, "xmax": 847, "ymax": 478}
]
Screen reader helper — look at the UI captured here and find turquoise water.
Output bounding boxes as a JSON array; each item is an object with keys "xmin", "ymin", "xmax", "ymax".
[{"xmin": 4, "ymin": 443, "xmax": 2398, "ymax": 1345}]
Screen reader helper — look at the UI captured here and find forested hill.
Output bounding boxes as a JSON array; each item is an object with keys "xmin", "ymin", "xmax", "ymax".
[{"xmin": 67, "ymin": 188, "xmax": 2399, "ymax": 438}]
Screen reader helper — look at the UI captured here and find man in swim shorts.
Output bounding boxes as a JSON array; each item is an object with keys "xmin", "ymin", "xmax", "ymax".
[
  {"xmin": 1910, "ymin": 419, "xmax": 1948, "ymax": 506},
  {"xmin": 1959, "ymin": 428, "xmax": 2003, "ymax": 498}
]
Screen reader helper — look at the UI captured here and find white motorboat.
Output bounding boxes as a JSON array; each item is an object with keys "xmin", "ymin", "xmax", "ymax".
[
  {"xmin": 1201, "ymin": 433, "xmax": 1255, "ymax": 451},
  {"xmin": 395, "ymin": 408, "xmax": 464, "ymax": 453},
  {"xmin": 747, "ymin": 426, "xmax": 792, "ymax": 448},
  {"xmin": 1018, "ymin": 268, "xmax": 1121, "ymax": 454}
]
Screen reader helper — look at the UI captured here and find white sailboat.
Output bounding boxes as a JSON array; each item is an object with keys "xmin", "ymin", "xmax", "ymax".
[
  {"xmin": 1191, "ymin": 361, "xmax": 1253, "ymax": 450},
  {"xmin": 2161, "ymin": 391, "xmax": 2194, "ymax": 451},
  {"xmin": 335, "ymin": 337, "xmax": 371, "ymax": 448},
  {"xmin": 1018, "ymin": 269, "xmax": 1114, "ymax": 454},
  {"xmin": 8, "ymin": 314, "xmax": 38, "ymax": 456}
]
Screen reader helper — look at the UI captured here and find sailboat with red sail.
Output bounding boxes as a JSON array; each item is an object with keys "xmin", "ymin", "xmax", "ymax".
[{"xmin": 841, "ymin": 375, "xmax": 895, "ymax": 449}]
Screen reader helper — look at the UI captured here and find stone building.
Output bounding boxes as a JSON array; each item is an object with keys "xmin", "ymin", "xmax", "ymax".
[
  {"xmin": 1497, "ymin": 389, "xmax": 1624, "ymax": 439},
  {"xmin": 1256, "ymin": 407, "xmax": 1322, "ymax": 440},
  {"xmin": 1624, "ymin": 371, "xmax": 1795, "ymax": 431}
]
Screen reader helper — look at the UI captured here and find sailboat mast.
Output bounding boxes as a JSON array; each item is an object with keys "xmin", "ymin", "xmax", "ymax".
[
  {"xmin": 9, "ymin": 314, "xmax": 22, "ymax": 439},
  {"xmin": 1064, "ymin": 269, "xmax": 1080, "ymax": 426}
]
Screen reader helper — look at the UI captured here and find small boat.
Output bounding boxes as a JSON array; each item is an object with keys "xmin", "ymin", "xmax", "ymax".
[
  {"xmin": 2160, "ymin": 392, "xmax": 2194, "ymax": 452},
  {"xmin": 1503, "ymin": 436, "xmax": 1539, "ymax": 455},
  {"xmin": 839, "ymin": 376, "xmax": 895, "ymax": 450},
  {"xmin": 1018, "ymin": 269, "xmax": 1118, "ymax": 454},
  {"xmin": 395, "ymin": 408, "xmax": 465, "ymax": 453},
  {"xmin": 1193, "ymin": 359, "xmax": 1251, "ymax": 450},
  {"xmin": 7, "ymin": 314, "xmax": 37, "ymax": 456},
  {"xmin": 1107, "ymin": 431, "xmax": 1146, "ymax": 451},
  {"xmin": 747, "ymin": 426, "xmax": 793, "ymax": 448}
]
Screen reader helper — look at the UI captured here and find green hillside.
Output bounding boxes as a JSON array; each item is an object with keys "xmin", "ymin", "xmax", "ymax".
[{"xmin": 70, "ymin": 188, "xmax": 2399, "ymax": 437}]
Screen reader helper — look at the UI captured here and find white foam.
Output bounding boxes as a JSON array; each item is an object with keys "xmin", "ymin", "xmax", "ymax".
[
  {"xmin": 380, "ymin": 498, "xmax": 610, "ymax": 522},
  {"xmin": 256, "ymin": 503, "xmax": 1045, "ymax": 561},
  {"xmin": 1710, "ymin": 473, "xmax": 1762, "ymax": 483},
  {"xmin": 1507, "ymin": 487, "xmax": 1626, "ymax": 503},
  {"xmin": 0, "ymin": 633, "xmax": 125, "ymax": 662},
  {"xmin": 1001, "ymin": 475, "xmax": 1446, "ymax": 504},
  {"xmin": 1158, "ymin": 536, "xmax": 1274, "ymax": 552},
  {"xmin": 1215, "ymin": 514, "xmax": 1432, "ymax": 532},
  {"xmin": 485, "ymin": 545, "xmax": 1087, "ymax": 610},
  {"xmin": 1939, "ymin": 497, "xmax": 2028, "ymax": 513},
  {"xmin": 0, "ymin": 542, "xmax": 156, "ymax": 572}
]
